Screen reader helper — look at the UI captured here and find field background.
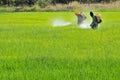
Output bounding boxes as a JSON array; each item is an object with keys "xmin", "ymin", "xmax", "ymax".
[{"xmin": 0, "ymin": 12, "xmax": 120, "ymax": 80}]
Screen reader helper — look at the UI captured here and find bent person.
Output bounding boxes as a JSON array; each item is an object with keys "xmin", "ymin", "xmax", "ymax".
[
  {"xmin": 75, "ymin": 12, "xmax": 87, "ymax": 25},
  {"xmin": 90, "ymin": 11, "xmax": 102, "ymax": 29}
]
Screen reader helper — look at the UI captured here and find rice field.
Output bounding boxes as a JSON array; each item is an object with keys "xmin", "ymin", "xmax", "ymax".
[{"xmin": 0, "ymin": 12, "xmax": 120, "ymax": 80}]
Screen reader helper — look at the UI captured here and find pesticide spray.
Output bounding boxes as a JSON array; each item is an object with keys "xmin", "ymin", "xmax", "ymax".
[
  {"xmin": 52, "ymin": 19, "xmax": 72, "ymax": 27},
  {"xmin": 52, "ymin": 19, "xmax": 91, "ymax": 29},
  {"xmin": 79, "ymin": 22, "xmax": 91, "ymax": 29}
]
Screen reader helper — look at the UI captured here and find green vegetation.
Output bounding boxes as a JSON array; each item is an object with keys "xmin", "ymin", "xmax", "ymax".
[{"xmin": 0, "ymin": 12, "xmax": 120, "ymax": 80}]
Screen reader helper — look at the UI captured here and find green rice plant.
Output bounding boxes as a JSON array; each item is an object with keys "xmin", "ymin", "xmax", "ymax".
[{"xmin": 0, "ymin": 12, "xmax": 120, "ymax": 80}]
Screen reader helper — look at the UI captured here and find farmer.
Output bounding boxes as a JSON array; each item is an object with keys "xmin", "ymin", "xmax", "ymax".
[
  {"xmin": 90, "ymin": 11, "xmax": 102, "ymax": 29},
  {"xmin": 75, "ymin": 12, "xmax": 87, "ymax": 25}
]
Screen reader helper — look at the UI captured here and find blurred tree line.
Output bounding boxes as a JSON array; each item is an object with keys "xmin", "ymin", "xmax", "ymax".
[{"xmin": 0, "ymin": 0, "xmax": 118, "ymax": 7}]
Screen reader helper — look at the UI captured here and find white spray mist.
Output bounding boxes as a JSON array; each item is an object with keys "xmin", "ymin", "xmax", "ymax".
[
  {"xmin": 52, "ymin": 19, "xmax": 72, "ymax": 27},
  {"xmin": 79, "ymin": 23, "xmax": 91, "ymax": 29}
]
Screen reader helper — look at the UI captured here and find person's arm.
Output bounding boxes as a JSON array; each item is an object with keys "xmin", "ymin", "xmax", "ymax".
[
  {"xmin": 90, "ymin": 11, "xmax": 94, "ymax": 17},
  {"xmin": 98, "ymin": 19, "xmax": 102, "ymax": 23}
]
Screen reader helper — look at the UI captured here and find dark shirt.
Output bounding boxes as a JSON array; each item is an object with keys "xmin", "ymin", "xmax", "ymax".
[{"xmin": 90, "ymin": 12, "xmax": 102, "ymax": 29}]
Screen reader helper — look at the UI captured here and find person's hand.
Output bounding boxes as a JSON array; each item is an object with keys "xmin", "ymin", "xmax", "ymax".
[{"xmin": 90, "ymin": 11, "xmax": 94, "ymax": 17}]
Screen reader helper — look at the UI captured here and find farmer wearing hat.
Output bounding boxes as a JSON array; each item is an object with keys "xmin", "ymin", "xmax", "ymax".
[
  {"xmin": 75, "ymin": 12, "xmax": 87, "ymax": 25},
  {"xmin": 90, "ymin": 11, "xmax": 102, "ymax": 29}
]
